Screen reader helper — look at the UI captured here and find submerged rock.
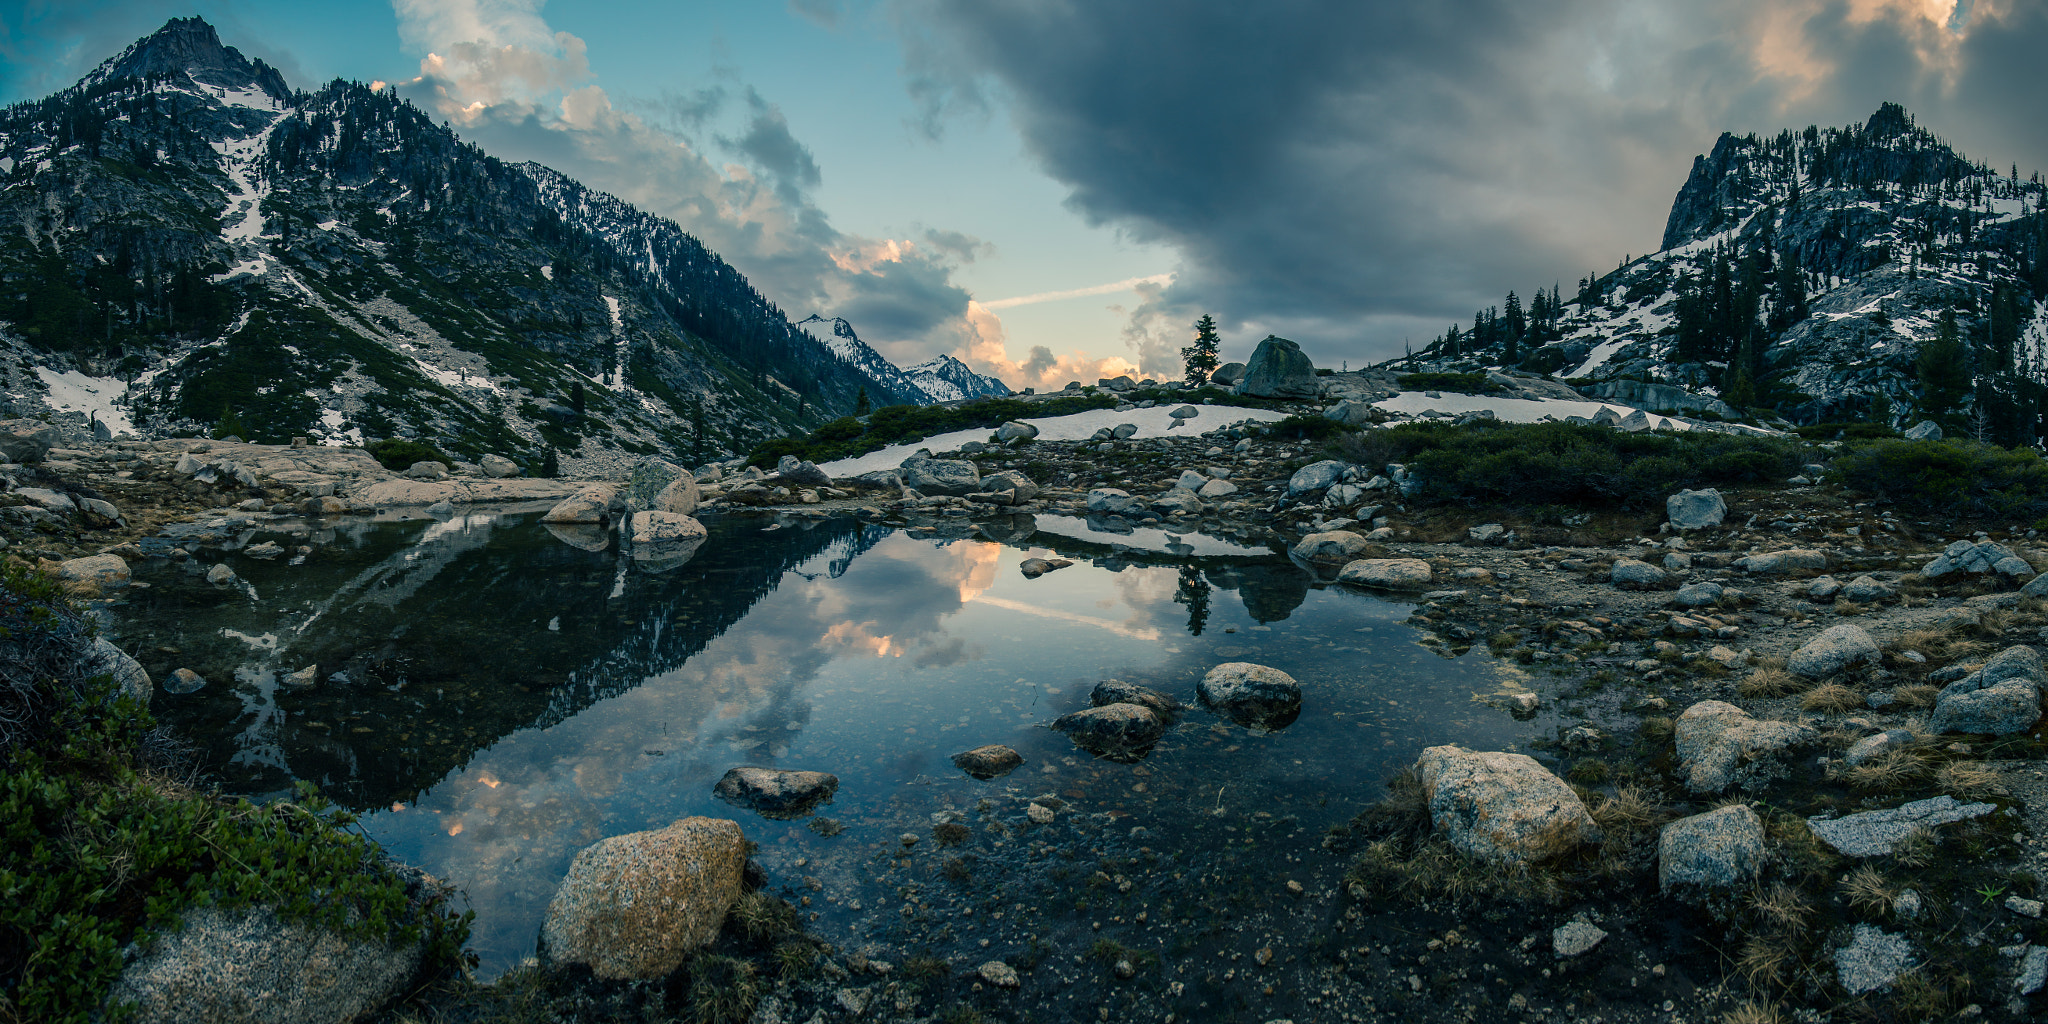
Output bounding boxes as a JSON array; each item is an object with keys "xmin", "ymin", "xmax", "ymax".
[
  {"xmin": 1674, "ymin": 700, "xmax": 1811, "ymax": 793},
  {"xmin": 1414, "ymin": 745, "xmax": 1600, "ymax": 865},
  {"xmin": 55, "ymin": 553, "xmax": 131, "ymax": 593},
  {"xmin": 1092, "ymin": 678, "xmax": 1182, "ymax": 717},
  {"xmin": 712, "ymin": 768, "xmax": 840, "ymax": 820},
  {"xmin": 540, "ymin": 817, "xmax": 749, "ymax": 980},
  {"xmin": 1018, "ymin": 557, "xmax": 1072, "ymax": 578},
  {"xmin": 951, "ymin": 745, "xmax": 1024, "ymax": 780},
  {"xmin": 1052, "ymin": 704, "xmax": 1165, "ymax": 763},
  {"xmin": 1198, "ymin": 662, "xmax": 1301, "ymax": 731}
]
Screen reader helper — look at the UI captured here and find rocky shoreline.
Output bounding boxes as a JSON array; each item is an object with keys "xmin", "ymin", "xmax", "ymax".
[{"xmin": 9, "ymin": 398, "xmax": 2048, "ymax": 1022}]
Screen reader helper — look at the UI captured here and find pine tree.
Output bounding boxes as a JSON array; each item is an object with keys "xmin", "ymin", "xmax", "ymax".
[
  {"xmin": 854, "ymin": 385, "xmax": 870, "ymax": 416},
  {"xmin": 539, "ymin": 446, "xmax": 560, "ymax": 478},
  {"xmin": 1182, "ymin": 315, "xmax": 1222, "ymax": 383},
  {"xmin": 1916, "ymin": 310, "xmax": 1972, "ymax": 430}
]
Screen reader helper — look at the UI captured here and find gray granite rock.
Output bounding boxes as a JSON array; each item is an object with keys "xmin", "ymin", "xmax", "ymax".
[
  {"xmin": 1787, "ymin": 623, "xmax": 1880, "ymax": 678},
  {"xmin": 1837, "ymin": 924, "xmax": 1914, "ymax": 995},
  {"xmin": 1658, "ymin": 805, "xmax": 1765, "ymax": 890},
  {"xmin": 1930, "ymin": 645, "xmax": 2043, "ymax": 735},
  {"xmin": 1666, "ymin": 488, "xmax": 1726, "ymax": 530},
  {"xmin": 1674, "ymin": 701, "xmax": 1812, "ymax": 792},
  {"xmin": 1805, "ymin": 795, "xmax": 1999, "ymax": 857},
  {"xmin": 1415, "ymin": 746, "xmax": 1600, "ymax": 864}
]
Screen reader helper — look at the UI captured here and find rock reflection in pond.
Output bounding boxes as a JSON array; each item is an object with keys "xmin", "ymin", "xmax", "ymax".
[
  {"xmin": 544, "ymin": 523, "xmax": 611, "ymax": 551},
  {"xmin": 112, "ymin": 513, "xmax": 1552, "ymax": 978}
]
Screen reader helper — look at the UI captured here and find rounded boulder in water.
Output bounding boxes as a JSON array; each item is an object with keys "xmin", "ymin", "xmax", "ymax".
[{"xmin": 1198, "ymin": 662, "xmax": 1302, "ymax": 732}]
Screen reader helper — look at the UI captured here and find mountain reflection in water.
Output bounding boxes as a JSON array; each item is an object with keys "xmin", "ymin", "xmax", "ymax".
[{"xmin": 113, "ymin": 511, "xmax": 1546, "ymax": 976}]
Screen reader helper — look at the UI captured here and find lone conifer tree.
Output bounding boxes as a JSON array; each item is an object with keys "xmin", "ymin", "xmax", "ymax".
[
  {"xmin": 1916, "ymin": 310, "xmax": 1972, "ymax": 430},
  {"xmin": 1182, "ymin": 315, "xmax": 1221, "ymax": 383},
  {"xmin": 854, "ymin": 385, "xmax": 871, "ymax": 416}
]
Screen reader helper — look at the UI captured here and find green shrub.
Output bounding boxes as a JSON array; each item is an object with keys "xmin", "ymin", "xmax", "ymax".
[
  {"xmin": 1265, "ymin": 413, "xmax": 1343, "ymax": 441},
  {"xmin": 0, "ymin": 566, "xmax": 471, "ymax": 1023},
  {"xmin": 1338, "ymin": 420, "xmax": 1803, "ymax": 507},
  {"xmin": 366, "ymin": 439, "xmax": 453, "ymax": 472},
  {"xmin": 1829, "ymin": 438, "xmax": 2048, "ymax": 516},
  {"xmin": 1396, "ymin": 372, "xmax": 1506, "ymax": 395},
  {"xmin": 1794, "ymin": 422, "xmax": 1900, "ymax": 441}
]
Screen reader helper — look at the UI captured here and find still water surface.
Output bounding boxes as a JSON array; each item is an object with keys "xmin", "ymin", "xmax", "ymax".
[{"xmin": 109, "ymin": 510, "xmax": 1551, "ymax": 976}]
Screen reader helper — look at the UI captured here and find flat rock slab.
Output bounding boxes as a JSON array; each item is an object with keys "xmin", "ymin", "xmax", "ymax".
[
  {"xmin": 1807, "ymin": 795, "xmax": 1999, "ymax": 857},
  {"xmin": 1553, "ymin": 919, "xmax": 1607, "ymax": 957},
  {"xmin": 355, "ymin": 478, "xmax": 583, "ymax": 506},
  {"xmin": 1837, "ymin": 924, "xmax": 1914, "ymax": 995}
]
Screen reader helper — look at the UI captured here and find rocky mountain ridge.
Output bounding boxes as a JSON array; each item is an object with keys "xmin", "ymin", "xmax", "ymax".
[
  {"xmin": 0, "ymin": 17, "xmax": 992, "ymax": 472},
  {"xmin": 1393, "ymin": 103, "xmax": 2048, "ymax": 440}
]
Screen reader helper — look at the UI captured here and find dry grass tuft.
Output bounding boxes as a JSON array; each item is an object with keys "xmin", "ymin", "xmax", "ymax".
[
  {"xmin": 1842, "ymin": 749, "xmax": 1929, "ymax": 791},
  {"xmin": 1722, "ymin": 1000, "xmax": 1781, "ymax": 1024},
  {"xmin": 1735, "ymin": 933, "xmax": 1800, "ymax": 992},
  {"xmin": 1839, "ymin": 866, "xmax": 1894, "ymax": 916},
  {"xmin": 1934, "ymin": 761, "xmax": 2004, "ymax": 800},
  {"xmin": 1800, "ymin": 682, "xmax": 1863, "ymax": 713},
  {"xmin": 1640, "ymin": 716, "xmax": 1675, "ymax": 739},
  {"xmin": 1892, "ymin": 684, "xmax": 1940, "ymax": 708},
  {"xmin": 1751, "ymin": 882, "xmax": 1812, "ymax": 932},
  {"xmin": 1834, "ymin": 600, "xmax": 1867, "ymax": 616},
  {"xmin": 1739, "ymin": 667, "xmax": 1799, "ymax": 698},
  {"xmin": 1891, "ymin": 827, "xmax": 1937, "ymax": 868}
]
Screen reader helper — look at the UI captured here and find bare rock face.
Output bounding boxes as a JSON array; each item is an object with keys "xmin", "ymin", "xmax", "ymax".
[
  {"xmin": 540, "ymin": 817, "xmax": 749, "ymax": 980},
  {"xmin": 1414, "ymin": 745, "xmax": 1600, "ymax": 864},
  {"xmin": 110, "ymin": 905, "xmax": 422, "ymax": 1024},
  {"xmin": 1674, "ymin": 701, "xmax": 1812, "ymax": 792},
  {"xmin": 712, "ymin": 768, "xmax": 840, "ymax": 820}
]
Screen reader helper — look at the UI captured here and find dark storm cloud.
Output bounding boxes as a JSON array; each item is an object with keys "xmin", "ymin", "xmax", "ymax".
[
  {"xmin": 719, "ymin": 87, "xmax": 824, "ymax": 205},
  {"xmin": 894, "ymin": 0, "xmax": 2048, "ymax": 365}
]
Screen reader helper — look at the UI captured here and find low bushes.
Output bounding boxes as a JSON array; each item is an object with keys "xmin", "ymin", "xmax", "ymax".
[
  {"xmin": 1335, "ymin": 420, "xmax": 1805, "ymax": 507},
  {"xmin": 1395, "ymin": 372, "xmax": 1506, "ymax": 395},
  {"xmin": 1828, "ymin": 438, "xmax": 2048, "ymax": 517},
  {"xmin": 0, "ymin": 564, "xmax": 469, "ymax": 1022},
  {"xmin": 366, "ymin": 438, "xmax": 454, "ymax": 472}
]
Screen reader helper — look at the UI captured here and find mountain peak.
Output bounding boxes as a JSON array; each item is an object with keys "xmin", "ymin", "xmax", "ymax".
[{"xmin": 84, "ymin": 16, "xmax": 290, "ymax": 104}]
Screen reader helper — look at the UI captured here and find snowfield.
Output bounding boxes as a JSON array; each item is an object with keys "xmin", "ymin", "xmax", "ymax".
[
  {"xmin": 817, "ymin": 404, "xmax": 1290, "ymax": 476},
  {"xmin": 35, "ymin": 368, "xmax": 136, "ymax": 436},
  {"xmin": 1372, "ymin": 391, "xmax": 1689, "ymax": 430}
]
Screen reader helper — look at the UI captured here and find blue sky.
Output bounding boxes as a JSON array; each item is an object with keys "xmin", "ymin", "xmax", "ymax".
[{"xmin": 5, "ymin": 1, "xmax": 2047, "ymax": 387}]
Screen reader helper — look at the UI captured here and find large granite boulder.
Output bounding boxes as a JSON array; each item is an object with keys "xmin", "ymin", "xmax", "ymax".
[
  {"xmin": 0, "ymin": 418, "xmax": 59, "ymax": 463},
  {"xmin": 109, "ymin": 906, "xmax": 422, "ymax": 1024},
  {"xmin": 1787, "ymin": 623, "xmax": 1881, "ymax": 678},
  {"xmin": 773, "ymin": 455, "xmax": 831, "ymax": 489},
  {"xmin": 1904, "ymin": 420, "xmax": 1942, "ymax": 441},
  {"xmin": 1292, "ymin": 530, "xmax": 1369, "ymax": 564},
  {"xmin": 542, "ymin": 484, "xmax": 620, "ymax": 524},
  {"xmin": 1086, "ymin": 488, "xmax": 1142, "ymax": 515},
  {"xmin": 1233, "ymin": 336, "xmax": 1318, "ymax": 399},
  {"xmin": 712, "ymin": 768, "xmax": 839, "ymax": 820},
  {"xmin": 54, "ymin": 554, "xmax": 131, "ymax": 593},
  {"xmin": 951, "ymin": 745, "xmax": 1024, "ymax": 780},
  {"xmin": 1198, "ymin": 662, "xmax": 1301, "ymax": 731},
  {"xmin": 1337, "ymin": 558, "xmax": 1433, "ymax": 590},
  {"xmin": 1665, "ymin": 488, "xmax": 1727, "ymax": 530},
  {"xmin": 995, "ymin": 420, "xmax": 1039, "ymax": 442},
  {"xmin": 1091, "ymin": 678, "xmax": 1182, "ymax": 717},
  {"xmin": 902, "ymin": 456, "xmax": 981, "ymax": 496},
  {"xmin": 1929, "ymin": 645, "xmax": 2044, "ymax": 735},
  {"xmin": 980, "ymin": 469, "xmax": 1040, "ymax": 503},
  {"xmin": 627, "ymin": 511, "xmax": 706, "ymax": 546},
  {"xmin": 540, "ymin": 817, "xmax": 749, "ymax": 979},
  {"xmin": 1414, "ymin": 746, "xmax": 1600, "ymax": 864},
  {"xmin": 1287, "ymin": 460, "xmax": 1348, "ymax": 496},
  {"xmin": 1609, "ymin": 558, "xmax": 1668, "ymax": 589},
  {"xmin": 1658, "ymin": 804, "xmax": 1765, "ymax": 890},
  {"xmin": 1210, "ymin": 362, "xmax": 1248, "ymax": 387},
  {"xmin": 1734, "ymin": 548, "xmax": 1828, "ymax": 573},
  {"xmin": 623, "ymin": 459, "xmax": 699, "ymax": 515},
  {"xmin": 478, "ymin": 454, "xmax": 521, "ymax": 478},
  {"xmin": 83, "ymin": 636, "xmax": 152, "ymax": 706},
  {"xmin": 1674, "ymin": 701, "xmax": 1812, "ymax": 792}
]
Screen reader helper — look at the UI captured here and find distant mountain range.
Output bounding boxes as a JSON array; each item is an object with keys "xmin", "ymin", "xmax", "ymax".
[
  {"xmin": 793, "ymin": 314, "xmax": 1008, "ymax": 405},
  {"xmin": 1392, "ymin": 102, "xmax": 2048, "ymax": 441},
  {"xmin": 0, "ymin": 17, "xmax": 1006, "ymax": 466}
]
